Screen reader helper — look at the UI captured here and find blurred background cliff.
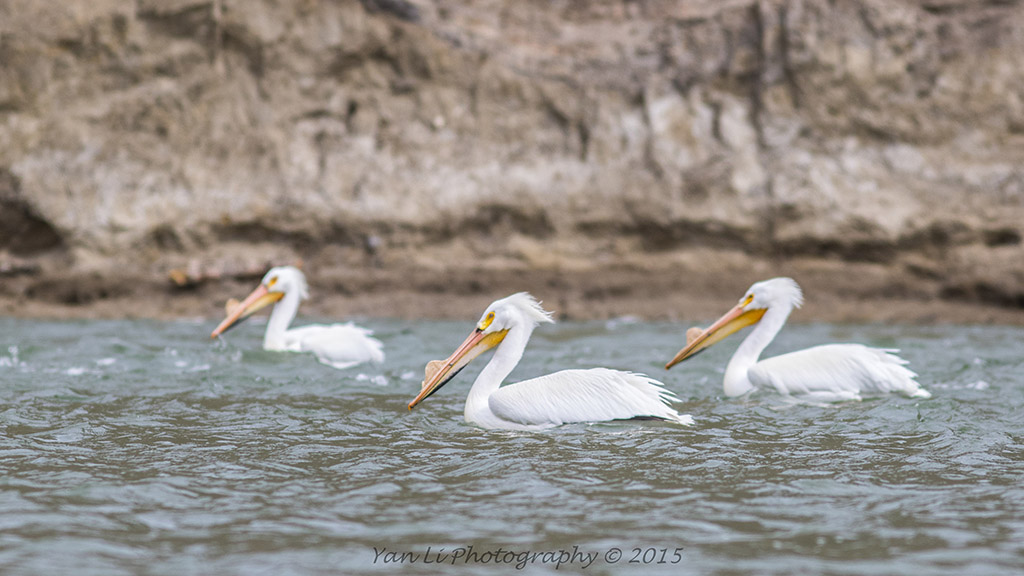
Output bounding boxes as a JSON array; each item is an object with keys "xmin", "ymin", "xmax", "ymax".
[{"xmin": 1, "ymin": 0, "xmax": 1023, "ymax": 321}]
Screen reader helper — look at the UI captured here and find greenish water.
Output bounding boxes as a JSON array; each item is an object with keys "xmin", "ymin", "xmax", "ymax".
[{"xmin": 0, "ymin": 316, "xmax": 1022, "ymax": 575}]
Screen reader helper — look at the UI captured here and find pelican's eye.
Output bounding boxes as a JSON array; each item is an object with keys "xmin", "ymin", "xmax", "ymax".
[
  {"xmin": 267, "ymin": 276, "xmax": 279, "ymax": 288},
  {"xmin": 478, "ymin": 311, "xmax": 495, "ymax": 331},
  {"xmin": 740, "ymin": 294, "xmax": 754, "ymax": 308}
]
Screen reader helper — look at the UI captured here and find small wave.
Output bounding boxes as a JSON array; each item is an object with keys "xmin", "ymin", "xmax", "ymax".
[
  {"xmin": 0, "ymin": 345, "xmax": 25, "ymax": 368},
  {"xmin": 926, "ymin": 380, "xmax": 991, "ymax": 391},
  {"xmin": 605, "ymin": 315, "xmax": 642, "ymax": 329},
  {"xmin": 356, "ymin": 373, "xmax": 389, "ymax": 387}
]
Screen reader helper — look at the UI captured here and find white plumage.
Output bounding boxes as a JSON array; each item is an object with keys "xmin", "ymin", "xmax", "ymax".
[
  {"xmin": 666, "ymin": 277, "xmax": 930, "ymax": 402},
  {"xmin": 485, "ymin": 368, "xmax": 691, "ymax": 429},
  {"xmin": 749, "ymin": 344, "xmax": 924, "ymax": 401},
  {"xmin": 409, "ymin": 292, "xmax": 692, "ymax": 430},
  {"xmin": 210, "ymin": 266, "xmax": 384, "ymax": 370},
  {"xmin": 276, "ymin": 322, "xmax": 385, "ymax": 370}
]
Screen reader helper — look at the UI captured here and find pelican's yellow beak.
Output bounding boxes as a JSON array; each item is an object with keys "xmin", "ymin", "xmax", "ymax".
[
  {"xmin": 210, "ymin": 283, "xmax": 284, "ymax": 338},
  {"xmin": 665, "ymin": 296, "xmax": 766, "ymax": 369},
  {"xmin": 408, "ymin": 327, "xmax": 508, "ymax": 410}
]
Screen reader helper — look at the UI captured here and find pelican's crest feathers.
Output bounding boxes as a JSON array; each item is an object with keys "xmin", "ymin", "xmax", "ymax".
[{"xmin": 501, "ymin": 292, "xmax": 555, "ymax": 326}]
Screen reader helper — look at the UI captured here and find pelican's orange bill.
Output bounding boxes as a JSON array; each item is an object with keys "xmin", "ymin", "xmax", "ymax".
[
  {"xmin": 408, "ymin": 328, "xmax": 508, "ymax": 410},
  {"xmin": 665, "ymin": 298, "xmax": 765, "ymax": 369},
  {"xmin": 210, "ymin": 283, "xmax": 283, "ymax": 338}
]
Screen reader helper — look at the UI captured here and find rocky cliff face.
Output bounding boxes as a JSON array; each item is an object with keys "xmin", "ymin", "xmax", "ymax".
[{"xmin": 2, "ymin": 0, "xmax": 1023, "ymax": 319}]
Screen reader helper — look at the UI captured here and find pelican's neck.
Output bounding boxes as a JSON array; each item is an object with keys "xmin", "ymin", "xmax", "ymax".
[
  {"xmin": 263, "ymin": 290, "xmax": 301, "ymax": 350},
  {"xmin": 464, "ymin": 324, "xmax": 532, "ymax": 423},
  {"xmin": 723, "ymin": 304, "xmax": 792, "ymax": 396}
]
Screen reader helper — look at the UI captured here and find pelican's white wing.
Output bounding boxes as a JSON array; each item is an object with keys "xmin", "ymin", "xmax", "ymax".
[
  {"xmin": 488, "ymin": 368, "xmax": 693, "ymax": 427},
  {"xmin": 284, "ymin": 323, "xmax": 385, "ymax": 370},
  {"xmin": 749, "ymin": 344, "xmax": 929, "ymax": 401}
]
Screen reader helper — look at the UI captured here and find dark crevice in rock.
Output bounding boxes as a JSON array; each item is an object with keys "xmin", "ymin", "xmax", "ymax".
[
  {"xmin": 941, "ymin": 282, "xmax": 1024, "ymax": 308},
  {"xmin": 467, "ymin": 204, "xmax": 556, "ymax": 239},
  {"xmin": 137, "ymin": 4, "xmax": 215, "ymax": 42},
  {"xmin": 24, "ymin": 274, "xmax": 140, "ymax": 305},
  {"xmin": 213, "ymin": 221, "xmax": 317, "ymax": 250},
  {"xmin": 144, "ymin": 225, "xmax": 187, "ymax": 252},
  {"xmin": 583, "ymin": 283, "xmax": 634, "ymax": 301},
  {"xmin": 982, "ymin": 227, "xmax": 1021, "ymax": 247},
  {"xmin": 211, "ymin": 203, "xmax": 556, "ymax": 255},
  {"xmin": 748, "ymin": 2, "xmax": 768, "ymax": 149},
  {"xmin": 773, "ymin": 236, "xmax": 898, "ymax": 264},
  {"xmin": 360, "ymin": 0, "xmax": 421, "ymax": 23},
  {"xmin": 577, "ymin": 219, "xmax": 754, "ymax": 253},
  {"xmin": 0, "ymin": 169, "xmax": 65, "ymax": 256},
  {"xmin": 220, "ymin": 25, "xmax": 265, "ymax": 78},
  {"xmin": 778, "ymin": 2, "xmax": 803, "ymax": 109},
  {"xmin": 898, "ymin": 221, "xmax": 977, "ymax": 254}
]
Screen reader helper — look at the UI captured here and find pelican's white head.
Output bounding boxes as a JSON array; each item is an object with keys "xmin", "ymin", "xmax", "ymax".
[
  {"xmin": 665, "ymin": 277, "xmax": 803, "ymax": 369},
  {"xmin": 408, "ymin": 292, "xmax": 554, "ymax": 410},
  {"xmin": 475, "ymin": 292, "xmax": 555, "ymax": 335},
  {"xmin": 261, "ymin": 266, "xmax": 309, "ymax": 301},
  {"xmin": 740, "ymin": 277, "xmax": 803, "ymax": 313}
]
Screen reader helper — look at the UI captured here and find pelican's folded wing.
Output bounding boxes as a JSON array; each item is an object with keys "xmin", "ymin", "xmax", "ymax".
[
  {"xmin": 287, "ymin": 323, "xmax": 385, "ymax": 370},
  {"xmin": 749, "ymin": 344, "xmax": 928, "ymax": 399},
  {"xmin": 488, "ymin": 368, "xmax": 693, "ymax": 427}
]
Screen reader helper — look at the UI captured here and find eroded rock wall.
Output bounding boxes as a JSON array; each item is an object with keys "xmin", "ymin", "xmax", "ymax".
[{"xmin": 1, "ymin": 0, "xmax": 1023, "ymax": 310}]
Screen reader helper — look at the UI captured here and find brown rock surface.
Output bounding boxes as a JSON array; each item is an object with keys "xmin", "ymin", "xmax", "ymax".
[{"xmin": 1, "ymin": 0, "xmax": 1023, "ymax": 322}]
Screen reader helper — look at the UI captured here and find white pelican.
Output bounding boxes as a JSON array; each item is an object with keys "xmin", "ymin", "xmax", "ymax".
[
  {"xmin": 665, "ymin": 277, "xmax": 931, "ymax": 401},
  {"xmin": 210, "ymin": 266, "xmax": 384, "ymax": 370},
  {"xmin": 408, "ymin": 292, "xmax": 693, "ymax": 430}
]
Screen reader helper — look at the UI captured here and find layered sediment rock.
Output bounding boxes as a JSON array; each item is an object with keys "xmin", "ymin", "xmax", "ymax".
[{"xmin": 1, "ymin": 0, "xmax": 1022, "ymax": 316}]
